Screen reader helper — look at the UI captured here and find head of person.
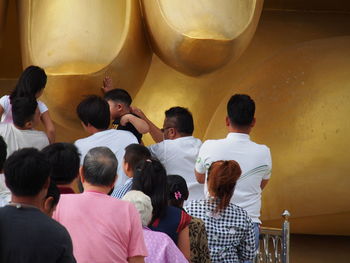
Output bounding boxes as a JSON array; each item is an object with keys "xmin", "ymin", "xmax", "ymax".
[
  {"xmin": 0, "ymin": 136, "xmax": 7, "ymax": 173},
  {"xmin": 104, "ymin": 89, "xmax": 132, "ymax": 119},
  {"xmin": 167, "ymin": 175, "xmax": 189, "ymax": 208},
  {"xmin": 207, "ymin": 160, "xmax": 241, "ymax": 213},
  {"xmin": 12, "ymin": 97, "xmax": 40, "ymax": 129},
  {"xmin": 123, "ymin": 144, "xmax": 151, "ymax": 178},
  {"xmin": 132, "ymin": 158, "xmax": 168, "ymax": 223},
  {"xmin": 162, "ymin": 106, "xmax": 194, "ymax": 140},
  {"xmin": 10, "ymin": 65, "xmax": 47, "ymax": 100},
  {"xmin": 4, "ymin": 148, "xmax": 50, "ymax": 201},
  {"xmin": 122, "ymin": 190, "xmax": 153, "ymax": 227},
  {"xmin": 43, "ymin": 181, "xmax": 60, "ymax": 217},
  {"xmin": 226, "ymin": 94, "xmax": 256, "ymax": 132},
  {"xmin": 42, "ymin": 143, "xmax": 80, "ymax": 185},
  {"xmin": 76, "ymin": 95, "xmax": 110, "ymax": 132},
  {"xmin": 81, "ymin": 147, "xmax": 118, "ymax": 191}
]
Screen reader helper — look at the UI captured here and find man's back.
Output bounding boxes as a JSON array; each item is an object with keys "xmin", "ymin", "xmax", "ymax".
[
  {"xmin": 149, "ymin": 136, "xmax": 203, "ymax": 201},
  {"xmin": 0, "ymin": 123, "xmax": 49, "ymax": 156},
  {"xmin": 74, "ymin": 129, "xmax": 138, "ymax": 187},
  {"xmin": 195, "ymin": 133, "xmax": 272, "ymax": 223},
  {"xmin": 0, "ymin": 205, "xmax": 75, "ymax": 263},
  {"xmin": 53, "ymin": 192, "xmax": 147, "ymax": 263}
]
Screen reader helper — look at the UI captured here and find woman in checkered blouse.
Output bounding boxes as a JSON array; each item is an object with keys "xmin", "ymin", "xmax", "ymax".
[{"xmin": 185, "ymin": 160, "xmax": 256, "ymax": 263}]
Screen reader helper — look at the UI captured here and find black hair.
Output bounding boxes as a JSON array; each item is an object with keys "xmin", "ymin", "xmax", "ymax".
[
  {"xmin": 0, "ymin": 136, "xmax": 7, "ymax": 171},
  {"xmin": 104, "ymin": 89, "xmax": 132, "ymax": 106},
  {"xmin": 124, "ymin": 144, "xmax": 151, "ymax": 171},
  {"xmin": 4, "ymin": 148, "xmax": 50, "ymax": 196},
  {"xmin": 227, "ymin": 94, "xmax": 255, "ymax": 127},
  {"xmin": 165, "ymin": 107, "xmax": 194, "ymax": 135},
  {"xmin": 10, "ymin": 65, "xmax": 47, "ymax": 101},
  {"xmin": 132, "ymin": 158, "xmax": 168, "ymax": 223},
  {"xmin": 46, "ymin": 181, "xmax": 60, "ymax": 209},
  {"xmin": 167, "ymin": 175, "xmax": 189, "ymax": 208},
  {"xmin": 83, "ymin": 147, "xmax": 118, "ymax": 186},
  {"xmin": 76, "ymin": 95, "xmax": 110, "ymax": 130},
  {"xmin": 11, "ymin": 97, "xmax": 38, "ymax": 128},
  {"xmin": 42, "ymin": 143, "xmax": 80, "ymax": 185}
]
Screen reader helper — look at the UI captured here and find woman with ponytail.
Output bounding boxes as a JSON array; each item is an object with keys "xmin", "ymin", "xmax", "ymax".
[
  {"xmin": 132, "ymin": 158, "xmax": 191, "ymax": 261},
  {"xmin": 185, "ymin": 160, "xmax": 256, "ymax": 263}
]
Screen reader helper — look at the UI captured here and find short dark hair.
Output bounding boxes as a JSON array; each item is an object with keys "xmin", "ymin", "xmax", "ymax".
[
  {"xmin": 10, "ymin": 65, "xmax": 47, "ymax": 101},
  {"xmin": 83, "ymin": 147, "xmax": 118, "ymax": 186},
  {"xmin": 165, "ymin": 106, "xmax": 194, "ymax": 135},
  {"xmin": 167, "ymin": 175, "xmax": 189, "ymax": 208},
  {"xmin": 124, "ymin": 144, "xmax": 151, "ymax": 171},
  {"xmin": 104, "ymin": 89, "xmax": 132, "ymax": 106},
  {"xmin": 76, "ymin": 95, "xmax": 110, "ymax": 130},
  {"xmin": 132, "ymin": 158, "xmax": 168, "ymax": 222},
  {"xmin": 4, "ymin": 148, "xmax": 50, "ymax": 196},
  {"xmin": 46, "ymin": 181, "xmax": 60, "ymax": 209},
  {"xmin": 227, "ymin": 94, "xmax": 255, "ymax": 127},
  {"xmin": 42, "ymin": 143, "xmax": 80, "ymax": 185},
  {"xmin": 0, "ymin": 136, "xmax": 7, "ymax": 171},
  {"xmin": 12, "ymin": 97, "xmax": 38, "ymax": 128}
]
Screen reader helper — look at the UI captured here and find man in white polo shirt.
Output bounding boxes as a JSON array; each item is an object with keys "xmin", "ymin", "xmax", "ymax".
[
  {"xmin": 135, "ymin": 106, "xmax": 203, "ymax": 202},
  {"xmin": 195, "ymin": 94, "xmax": 272, "ymax": 258},
  {"xmin": 74, "ymin": 95, "xmax": 137, "ymax": 188}
]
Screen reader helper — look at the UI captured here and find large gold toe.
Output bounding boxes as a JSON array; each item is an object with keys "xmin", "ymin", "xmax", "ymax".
[
  {"xmin": 141, "ymin": 0, "xmax": 263, "ymax": 76},
  {"xmin": 204, "ymin": 36, "xmax": 350, "ymax": 235},
  {"xmin": 18, "ymin": 0, "xmax": 152, "ymax": 140}
]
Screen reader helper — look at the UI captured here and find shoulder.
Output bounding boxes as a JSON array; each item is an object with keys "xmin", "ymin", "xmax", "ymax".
[
  {"xmin": 37, "ymin": 100, "xmax": 48, "ymax": 113},
  {"xmin": 0, "ymin": 95, "xmax": 10, "ymax": 108}
]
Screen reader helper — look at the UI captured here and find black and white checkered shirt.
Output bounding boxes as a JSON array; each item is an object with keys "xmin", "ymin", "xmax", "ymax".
[{"xmin": 185, "ymin": 200, "xmax": 256, "ymax": 263}]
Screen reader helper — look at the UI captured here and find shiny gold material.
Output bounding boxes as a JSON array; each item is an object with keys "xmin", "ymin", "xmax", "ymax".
[
  {"xmin": 17, "ymin": 0, "xmax": 152, "ymax": 135},
  {"xmin": 204, "ymin": 36, "xmax": 350, "ymax": 235},
  {"xmin": 0, "ymin": 0, "xmax": 8, "ymax": 47},
  {"xmin": 141, "ymin": 0, "xmax": 263, "ymax": 76}
]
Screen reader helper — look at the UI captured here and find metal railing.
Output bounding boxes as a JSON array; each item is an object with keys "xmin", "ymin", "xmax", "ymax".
[{"xmin": 255, "ymin": 210, "xmax": 290, "ymax": 263}]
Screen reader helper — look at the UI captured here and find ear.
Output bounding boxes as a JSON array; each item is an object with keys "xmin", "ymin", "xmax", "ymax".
[
  {"xmin": 168, "ymin": 127, "xmax": 176, "ymax": 139},
  {"xmin": 251, "ymin": 117, "xmax": 256, "ymax": 128},
  {"xmin": 116, "ymin": 103, "xmax": 123, "ymax": 111},
  {"xmin": 24, "ymin": 121, "xmax": 33, "ymax": 129},
  {"xmin": 225, "ymin": 116, "xmax": 231, "ymax": 127},
  {"xmin": 79, "ymin": 166, "xmax": 85, "ymax": 183},
  {"xmin": 43, "ymin": 196, "xmax": 54, "ymax": 215},
  {"xmin": 110, "ymin": 172, "xmax": 118, "ymax": 188},
  {"xmin": 124, "ymin": 161, "xmax": 131, "ymax": 172}
]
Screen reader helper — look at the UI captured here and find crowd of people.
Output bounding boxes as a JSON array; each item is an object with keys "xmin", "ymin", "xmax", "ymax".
[{"xmin": 0, "ymin": 66, "xmax": 272, "ymax": 263}]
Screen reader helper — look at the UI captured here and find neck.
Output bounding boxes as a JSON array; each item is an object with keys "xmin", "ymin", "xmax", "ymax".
[
  {"xmin": 86, "ymin": 126, "xmax": 105, "ymax": 135},
  {"xmin": 13, "ymin": 124, "xmax": 31, "ymax": 131},
  {"xmin": 83, "ymin": 183, "xmax": 112, "ymax": 194},
  {"xmin": 227, "ymin": 125, "xmax": 251, "ymax": 134},
  {"xmin": 11, "ymin": 195, "xmax": 42, "ymax": 209}
]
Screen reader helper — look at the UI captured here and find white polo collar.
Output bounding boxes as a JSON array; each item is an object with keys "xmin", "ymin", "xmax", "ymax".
[{"xmin": 226, "ymin": 132, "xmax": 250, "ymax": 141}]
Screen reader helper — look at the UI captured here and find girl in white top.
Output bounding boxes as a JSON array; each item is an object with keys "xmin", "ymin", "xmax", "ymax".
[{"xmin": 0, "ymin": 65, "xmax": 55, "ymax": 143}]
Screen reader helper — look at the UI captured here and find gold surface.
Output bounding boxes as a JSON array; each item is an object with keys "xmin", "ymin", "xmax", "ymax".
[
  {"xmin": 17, "ymin": 0, "xmax": 152, "ymax": 136},
  {"xmin": 1, "ymin": 1, "xmax": 350, "ymax": 236},
  {"xmin": 141, "ymin": 0, "xmax": 263, "ymax": 76},
  {"xmin": 0, "ymin": 0, "xmax": 8, "ymax": 47}
]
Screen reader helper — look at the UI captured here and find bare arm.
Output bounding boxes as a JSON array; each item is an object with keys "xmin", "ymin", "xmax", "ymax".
[
  {"xmin": 131, "ymin": 107, "xmax": 163, "ymax": 143},
  {"xmin": 177, "ymin": 226, "xmax": 191, "ymax": 261},
  {"xmin": 128, "ymin": 256, "xmax": 145, "ymax": 263},
  {"xmin": 0, "ymin": 105, "xmax": 4, "ymax": 121},
  {"xmin": 41, "ymin": 111, "xmax": 56, "ymax": 144},
  {"xmin": 120, "ymin": 114, "xmax": 150, "ymax": 134},
  {"xmin": 195, "ymin": 170, "xmax": 205, "ymax": 184},
  {"xmin": 261, "ymin": 179, "xmax": 269, "ymax": 190}
]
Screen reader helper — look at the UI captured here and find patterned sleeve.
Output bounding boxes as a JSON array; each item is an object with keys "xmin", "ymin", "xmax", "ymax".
[{"xmin": 237, "ymin": 215, "xmax": 256, "ymax": 261}]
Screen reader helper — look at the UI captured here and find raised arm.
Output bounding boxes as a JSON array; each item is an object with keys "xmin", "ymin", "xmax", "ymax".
[
  {"xmin": 41, "ymin": 111, "xmax": 56, "ymax": 144},
  {"xmin": 120, "ymin": 114, "xmax": 150, "ymax": 134},
  {"xmin": 131, "ymin": 106, "xmax": 163, "ymax": 143}
]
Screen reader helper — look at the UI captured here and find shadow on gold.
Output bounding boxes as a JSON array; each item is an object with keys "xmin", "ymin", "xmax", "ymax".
[
  {"xmin": 17, "ymin": 0, "xmax": 152, "ymax": 135},
  {"xmin": 141, "ymin": 0, "xmax": 263, "ymax": 76},
  {"xmin": 0, "ymin": 0, "xmax": 8, "ymax": 47}
]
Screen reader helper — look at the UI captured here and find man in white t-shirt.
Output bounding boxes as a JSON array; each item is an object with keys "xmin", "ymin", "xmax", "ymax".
[
  {"xmin": 195, "ymin": 94, "xmax": 272, "ymax": 258},
  {"xmin": 0, "ymin": 136, "xmax": 10, "ymax": 207},
  {"xmin": 74, "ymin": 95, "xmax": 138, "ymax": 188},
  {"xmin": 136, "ymin": 106, "xmax": 203, "ymax": 201},
  {"xmin": 0, "ymin": 97, "xmax": 49, "ymax": 157}
]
